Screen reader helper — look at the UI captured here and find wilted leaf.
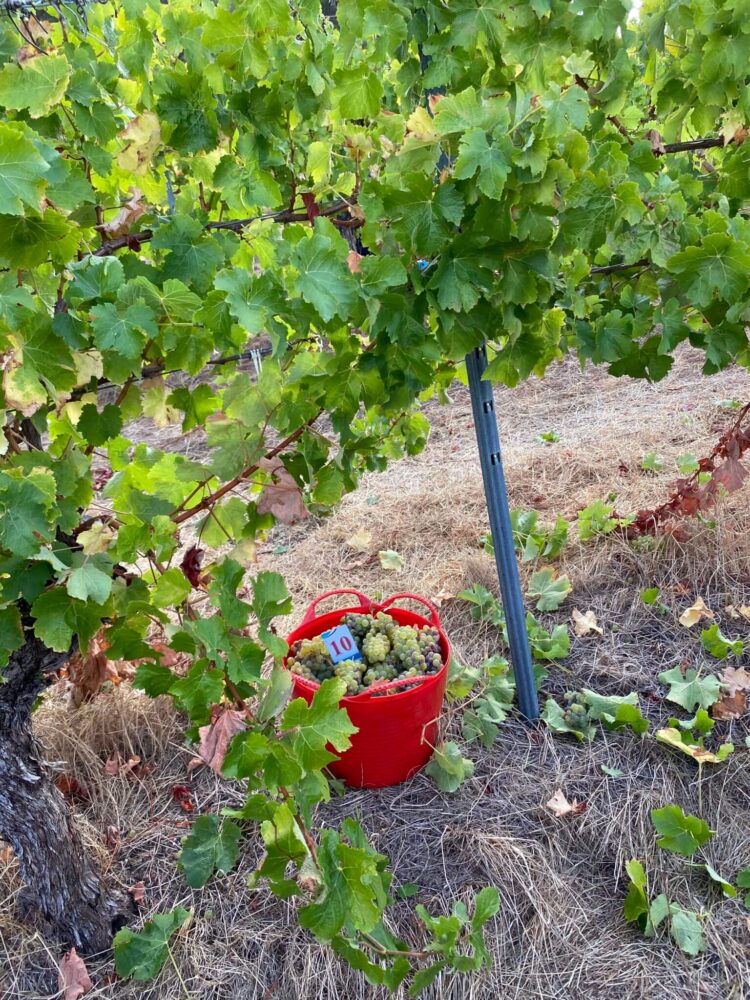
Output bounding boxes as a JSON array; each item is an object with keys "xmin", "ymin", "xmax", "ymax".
[
  {"xmin": 180, "ymin": 545, "xmax": 204, "ymax": 588},
  {"xmin": 171, "ymin": 784, "xmax": 194, "ymax": 812},
  {"xmin": 655, "ymin": 727, "xmax": 734, "ymax": 765},
  {"xmin": 78, "ymin": 522, "xmax": 115, "ymax": 555},
  {"xmin": 197, "ymin": 706, "xmax": 246, "ymax": 774},
  {"xmin": 545, "ymin": 788, "xmax": 586, "ymax": 817},
  {"xmin": 719, "ymin": 665, "xmax": 750, "ymax": 694},
  {"xmin": 678, "ymin": 596, "xmax": 714, "ymax": 627},
  {"xmin": 712, "ymin": 456, "xmax": 748, "ymax": 493},
  {"xmin": 58, "ymin": 948, "xmax": 92, "ymax": 1000},
  {"xmin": 64, "ymin": 628, "xmax": 126, "ymax": 706},
  {"xmin": 712, "ymin": 689, "xmax": 746, "ymax": 720},
  {"xmin": 378, "ymin": 549, "xmax": 404, "ymax": 572},
  {"xmin": 572, "ymin": 608, "xmax": 602, "ymax": 636},
  {"xmin": 346, "ymin": 528, "xmax": 372, "ymax": 552},
  {"xmin": 129, "ymin": 881, "xmax": 146, "ymax": 904},
  {"xmin": 257, "ymin": 457, "xmax": 309, "ymax": 525},
  {"xmin": 98, "ymin": 187, "xmax": 146, "ymax": 239}
]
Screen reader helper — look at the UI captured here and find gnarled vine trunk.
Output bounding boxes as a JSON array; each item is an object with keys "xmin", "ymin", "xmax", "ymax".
[{"xmin": 0, "ymin": 633, "xmax": 127, "ymax": 953}]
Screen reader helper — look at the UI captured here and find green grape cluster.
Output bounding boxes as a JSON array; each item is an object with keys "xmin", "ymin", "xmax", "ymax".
[
  {"xmin": 334, "ymin": 658, "xmax": 363, "ymax": 695},
  {"xmin": 288, "ymin": 611, "xmax": 446, "ymax": 696},
  {"xmin": 562, "ymin": 691, "xmax": 590, "ymax": 735}
]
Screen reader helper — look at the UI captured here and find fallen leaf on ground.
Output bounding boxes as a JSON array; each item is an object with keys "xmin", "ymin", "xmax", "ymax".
[
  {"xmin": 679, "ymin": 596, "xmax": 714, "ymax": 628},
  {"xmin": 198, "ymin": 706, "xmax": 246, "ymax": 774},
  {"xmin": 129, "ymin": 881, "xmax": 146, "ymax": 905},
  {"xmin": 378, "ymin": 549, "xmax": 404, "ymax": 572},
  {"xmin": 433, "ymin": 588, "xmax": 455, "ymax": 607},
  {"xmin": 105, "ymin": 826, "xmax": 120, "ymax": 850},
  {"xmin": 58, "ymin": 948, "xmax": 92, "ymax": 1000},
  {"xmin": 104, "ymin": 754, "xmax": 142, "ymax": 778},
  {"xmin": 97, "ymin": 187, "xmax": 145, "ymax": 239},
  {"xmin": 346, "ymin": 528, "xmax": 372, "ymax": 552},
  {"xmin": 655, "ymin": 728, "xmax": 732, "ymax": 764},
  {"xmin": 171, "ymin": 784, "xmax": 194, "ymax": 812},
  {"xmin": 54, "ymin": 775, "xmax": 90, "ymax": 802},
  {"xmin": 712, "ymin": 690, "xmax": 747, "ymax": 720},
  {"xmin": 720, "ymin": 666, "xmax": 750, "ymax": 694},
  {"xmin": 257, "ymin": 457, "xmax": 309, "ymax": 525},
  {"xmin": 572, "ymin": 608, "xmax": 603, "ymax": 636},
  {"xmin": 545, "ymin": 789, "xmax": 586, "ymax": 817}
]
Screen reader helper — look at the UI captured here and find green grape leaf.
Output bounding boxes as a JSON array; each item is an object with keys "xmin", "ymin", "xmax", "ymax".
[
  {"xmin": 292, "ymin": 228, "xmax": 358, "ymax": 322},
  {"xmin": 527, "ymin": 567, "xmax": 572, "ymax": 611},
  {"xmin": 669, "ymin": 907, "xmax": 706, "ymax": 957},
  {"xmin": 281, "ymin": 678, "xmax": 358, "ymax": 772},
  {"xmin": 0, "ymin": 55, "xmax": 70, "ymax": 118},
  {"xmin": 179, "ymin": 814, "xmax": 242, "ymax": 888},
  {"xmin": 700, "ymin": 624, "xmax": 744, "ymax": 659},
  {"xmin": 658, "ymin": 666, "xmax": 721, "ymax": 712},
  {"xmin": 113, "ymin": 907, "xmax": 191, "ymax": 981},
  {"xmin": 453, "ymin": 129, "xmax": 512, "ymax": 199},
  {"xmin": 0, "ymin": 123, "xmax": 49, "ymax": 215},
  {"xmin": 651, "ymin": 805, "xmax": 713, "ymax": 857},
  {"xmin": 424, "ymin": 741, "xmax": 474, "ymax": 792}
]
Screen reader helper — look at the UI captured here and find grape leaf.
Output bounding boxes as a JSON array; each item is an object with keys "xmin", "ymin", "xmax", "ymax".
[
  {"xmin": 651, "ymin": 805, "xmax": 713, "ymax": 857},
  {"xmin": 658, "ymin": 666, "xmax": 721, "ymax": 712},
  {"xmin": 179, "ymin": 814, "xmax": 242, "ymax": 888},
  {"xmin": 527, "ymin": 567, "xmax": 572, "ymax": 611},
  {"xmin": 113, "ymin": 907, "xmax": 191, "ymax": 981},
  {"xmin": 424, "ymin": 741, "xmax": 474, "ymax": 792}
]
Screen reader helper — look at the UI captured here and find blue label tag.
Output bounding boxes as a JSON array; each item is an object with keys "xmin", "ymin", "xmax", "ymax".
[{"xmin": 320, "ymin": 624, "xmax": 362, "ymax": 663}]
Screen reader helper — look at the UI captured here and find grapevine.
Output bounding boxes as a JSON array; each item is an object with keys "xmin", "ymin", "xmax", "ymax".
[{"xmin": 0, "ymin": 0, "xmax": 747, "ymax": 993}]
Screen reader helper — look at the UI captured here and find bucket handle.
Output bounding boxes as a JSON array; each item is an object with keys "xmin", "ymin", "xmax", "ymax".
[
  {"xmin": 357, "ymin": 674, "xmax": 435, "ymax": 698},
  {"xmin": 376, "ymin": 592, "xmax": 441, "ymax": 627},
  {"xmin": 301, "ymin": 588, "xmax": 373, "ymax": 624}
]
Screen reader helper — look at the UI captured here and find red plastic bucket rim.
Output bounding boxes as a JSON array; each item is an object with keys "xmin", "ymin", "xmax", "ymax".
[{"xmin": 285, "ymin": 590, "xmax": 449, "ymax": 703}]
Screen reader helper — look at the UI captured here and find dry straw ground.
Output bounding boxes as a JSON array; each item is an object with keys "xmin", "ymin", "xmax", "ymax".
[{"xmin": 2, "ymin": 348, "xmax": 750, "ymax": 999}]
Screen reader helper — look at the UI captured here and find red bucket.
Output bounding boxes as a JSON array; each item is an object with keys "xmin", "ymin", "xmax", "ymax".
[{"xmin": 284, "ymin": 589, "xmax": 450, "ymax": 788}]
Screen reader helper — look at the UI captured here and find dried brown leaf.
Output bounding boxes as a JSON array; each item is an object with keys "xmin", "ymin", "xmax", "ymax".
[
  {"xmin": 58, "ymin": 948, "xmax": 92, "ymax": 1000},
  {"xmin": 572, "ymin": 608, "xmax": 603, "ymax": 636},
  {"xmin": 257, "ymin": 457, "xmax": 309, "ymax": 525},
  {"xmin": 678, "ymin": 596, "xmax": 714, "ymax": 628},
  {"xmin": 712, "ymin": 690, "xmax": 747, "ymax": 721},
  {"xmin": 97, "ymin": 187, "xmax": 145, "ymax": 239},
  {"xmin": 720, "ymin": 666, "xmax": 750, "ymax": 694},
  {"xmin": 712, "ymin": 456, "xmax": 748, "ymax": 493},
  {"xmin": 545, "ymin": 788, "xmax": 586, "ymax": 818},
  {"xmin": 128, "ymin": 881, "xmax": 146, "ymax": 905},
  {"xmin": 346, "ymin": 249, "xmax": 362, "ymax": 273},
  {"xmin": 198, "ymin": 706, "xmax": 246, "ymax": 774}
]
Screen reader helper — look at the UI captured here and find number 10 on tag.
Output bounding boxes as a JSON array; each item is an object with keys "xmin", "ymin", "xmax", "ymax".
[{"xmin": 320, "ymin": 625, "xmax": 362, "ymax": 663}]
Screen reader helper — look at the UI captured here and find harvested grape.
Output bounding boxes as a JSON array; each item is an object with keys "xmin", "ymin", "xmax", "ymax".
[{"xmin": 287, "ymin": 610, "xmax": 446, "ymax": 696}]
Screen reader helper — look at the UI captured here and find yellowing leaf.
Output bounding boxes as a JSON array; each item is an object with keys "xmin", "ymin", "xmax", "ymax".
[
  {"xmin": 678, "ymin": 596, "xmax": 714, "ymax": 628},
  {"xmin": 378, "ymin": 549, "xmax": 404, "ymax": 572},
  {"xmin": 655, "ymin": 727, "xmax": 733, "ymax": 765},
  {"xmin": 346, "ymin": 529, "xmax": 372, "ymax": 552},
  {"xmin": 118, "ymin": 113, "xmax": 162, "ymax": 174},
  {"xmin": 572, "ymin": 608, "xmax": 602, "ymax": 636},
  {"xmin": 78, "ymin": 521, "xmax": 115, "ymax": 555}
]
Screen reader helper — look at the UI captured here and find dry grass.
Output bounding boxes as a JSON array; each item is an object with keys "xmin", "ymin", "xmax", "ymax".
[{"xmin": 2, "ymin": 349, "xmax": 750, "ymax": 999}]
